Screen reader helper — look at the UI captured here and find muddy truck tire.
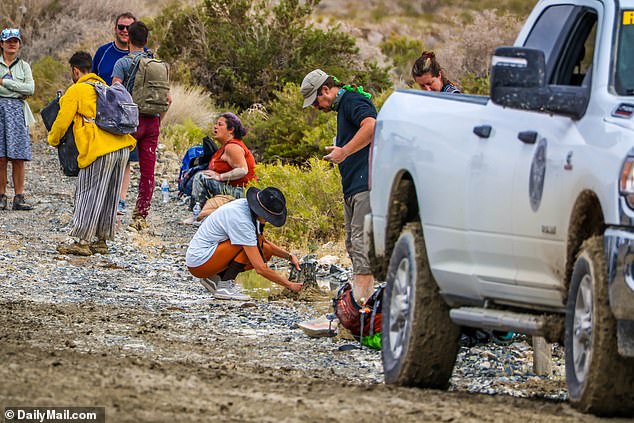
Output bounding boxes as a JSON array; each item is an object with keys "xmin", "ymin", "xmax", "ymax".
[
  {"xmin": 382, "ymin": 222, "xmax": 460, "ymax": 388},
  {"xmin": 565, "ymin": 236, "xmax": 634, "ymax": 416}
]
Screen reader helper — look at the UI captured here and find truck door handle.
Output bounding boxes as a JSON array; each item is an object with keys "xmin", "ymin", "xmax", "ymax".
[
  {"xmin": 473, "ymin": 125, "xmax": 492, "ymax": 138},
  {"xmin": 518, "ymin": 131, "xmax": 538, "ymax": 144}
]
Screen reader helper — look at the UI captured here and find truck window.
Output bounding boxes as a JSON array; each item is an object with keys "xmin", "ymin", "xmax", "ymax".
[
  {"xmin": 524, "ymin": 5, "xmax": 597, "ymax": 86},
  {"xmin": 616, "ymin": 10, "xmax": 634, "ymax": 95},
  {"xmin": 550, "ymin": 8, "xmax": 597, "ymax": 86},
  {"xmin": 524, "ymin": 5, "xmax": 575, "ymax": 66}
]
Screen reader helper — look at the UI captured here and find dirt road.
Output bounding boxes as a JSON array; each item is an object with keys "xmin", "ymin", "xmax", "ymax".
[{"xmin": 0, "ymin": 141, "xmax": 627, "ymax": 422}]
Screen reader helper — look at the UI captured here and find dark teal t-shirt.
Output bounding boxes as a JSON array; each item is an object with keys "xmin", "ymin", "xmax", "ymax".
[{"xmin": 335, "ymin": 91, "xmax": 377, "ymax": 198}]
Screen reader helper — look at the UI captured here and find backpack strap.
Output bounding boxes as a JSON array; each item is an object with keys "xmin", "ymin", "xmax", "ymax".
[
  {"xmin": 123, "ymin": 52, "xmax": 148, "ymax": 93},
  {"xmin": 80, "ymin": 81, "xmax": 100, "ymax": 124}
]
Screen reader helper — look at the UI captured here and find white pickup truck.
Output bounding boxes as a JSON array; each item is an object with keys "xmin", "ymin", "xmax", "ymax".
[{"xmin": 366, "ymin": 0, "xmax": 634, "ymax": 416}]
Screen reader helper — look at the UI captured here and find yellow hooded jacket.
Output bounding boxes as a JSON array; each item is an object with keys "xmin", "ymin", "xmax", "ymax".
[{"xmin": 47, "ymin": 73, "xmax": 136, "ymax": 168}]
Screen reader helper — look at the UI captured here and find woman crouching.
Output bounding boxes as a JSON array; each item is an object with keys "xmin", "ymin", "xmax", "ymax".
[{"xmin": 186, "ymin": 186, "xmax": 302, "ymax": 300}]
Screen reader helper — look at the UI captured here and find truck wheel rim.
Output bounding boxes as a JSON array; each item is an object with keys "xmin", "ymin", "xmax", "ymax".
[
  {"xmin": 572, "ymin": 274, "xmax": 593, "ymax": 382},
  {"xmin": 389, "ymin": 257, "xmax": 411, "ymax": 360}
]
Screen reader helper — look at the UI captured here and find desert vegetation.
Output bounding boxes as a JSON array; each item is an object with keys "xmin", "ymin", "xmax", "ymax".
[{"xmin": 0, "ymin": 0, "xmax": 535, "ymax": 247}]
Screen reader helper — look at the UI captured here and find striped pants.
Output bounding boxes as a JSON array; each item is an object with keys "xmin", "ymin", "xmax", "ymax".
[{"xmin": 70, "ymin": 148, "xmax": 129, "ymax": 241}]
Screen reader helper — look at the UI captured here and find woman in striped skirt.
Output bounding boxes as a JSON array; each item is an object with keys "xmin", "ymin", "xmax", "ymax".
[
  {"xmin": 47, "ymin": 52, "xmax": 136, "ymax": 256},
  {"xmin": 0, "ymin": 28, "xmax": 35, "ymax": 211}
]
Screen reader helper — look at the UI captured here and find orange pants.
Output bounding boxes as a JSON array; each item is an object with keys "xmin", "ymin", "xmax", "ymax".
[{"xmin": 188, "ymin": 237, "xmax": 273, "ymax": 279}]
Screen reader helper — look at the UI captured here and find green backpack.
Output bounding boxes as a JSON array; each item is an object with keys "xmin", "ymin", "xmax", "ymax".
[{"xmin": 125, "ymin": 53, "xmax": 170, "ymax": 115}]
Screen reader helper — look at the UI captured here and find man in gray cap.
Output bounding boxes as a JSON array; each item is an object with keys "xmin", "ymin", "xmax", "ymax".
[{"xmin": 300, "ymin": 69, "xmax": 376, "ymax": 302}]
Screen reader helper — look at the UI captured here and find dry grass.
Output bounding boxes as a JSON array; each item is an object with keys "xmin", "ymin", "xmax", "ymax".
[
  {"xmin": 162, "ymin": 83, "xmax": 215, "ymax": 128},
  {"xmin": 438, "ymin": 9, "xmax": 524, "ymax": 82},
  {"xmin": 0, "ymin": 0, "xmax": 167, "ymax": 62}
]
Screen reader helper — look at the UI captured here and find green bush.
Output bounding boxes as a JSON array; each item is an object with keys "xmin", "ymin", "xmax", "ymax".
[
  {"xmin": 380, "ymin": 35, "xmax": 424, "ymax": 83},
  {"xmin": 160, "ymin": 119, "xmax": 209, "ymax": 156},
  {"xmin": 29, "ymin": 56, "xmax": 69, "ymax": 113},
  {"xmin": 460, "ymin": 72, "xmax": 490, "ymax": 95},
  {"xmin": 243, "ymin": 83, "xmax": 336, "ymax": 164},
  {"xmin": 250, "ymin": 158, "xmax": 343, "ymax": 250},
  {"xmin": 152, "ymin": 0, "xmax": 392, "ymax": 110}
]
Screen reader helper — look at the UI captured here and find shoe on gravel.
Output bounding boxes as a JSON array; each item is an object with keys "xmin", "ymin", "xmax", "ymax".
[
  {"xmin": 214, "ymin": 280, "xmax": 250, "ymax": 301},
  {"xmin": 12, "ymin": 194, "xmax": 33, "ymax": 211},
  {"xmin": 0, "ymin": 194, "xmax": 7, "ymax": 210},
  {"xmin": 200, "ymin": 275, "xmax": 220, "ymax": 293},
  {"xmin": 57, "ymin": 242, "xmax": 92, "ymax": 256},
  {"xmin": 89, "ymin": 240, "xmax": 109, "ymax": 255},
  {"xmin": 128, "ymin": 216, "xmax": 148, "ymax": 232}
]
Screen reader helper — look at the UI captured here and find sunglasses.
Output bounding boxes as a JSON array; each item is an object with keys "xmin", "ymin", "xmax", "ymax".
[
  {"xmin": 1, "ymin": 28, "xmax": 20, "ymax": 40},
  {"xmin": 117, "ymin": 24, "xmax": 129, "ymax": 31}
]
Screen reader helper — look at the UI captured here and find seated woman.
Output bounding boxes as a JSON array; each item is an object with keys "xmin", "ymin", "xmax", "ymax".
[
  {"xmin": 186, "ymin": 186, "xmax": 303, "ymax": 300},
  {"xmin": 190, "ymin": 112, "xmax": 256, "ymax": 209},
  {"xmin": 411, "ymin": 51, "xmax": 461, "ymax": 93}
]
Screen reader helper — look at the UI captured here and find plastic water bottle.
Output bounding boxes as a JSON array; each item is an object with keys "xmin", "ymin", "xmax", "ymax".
[
  {"xmin": 192, "ymin": 202, "xmax": 201, "ymax": 224},
  {"xmin": 161, "ymin": 179, "xmax": 169, "ymax": 204}
]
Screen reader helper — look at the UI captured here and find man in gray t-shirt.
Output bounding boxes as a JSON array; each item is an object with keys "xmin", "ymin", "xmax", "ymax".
[
  {"xmin": 111, "ymin": 50, "xmax": 145, "ymax": 93},
  {"xmin": 110, "ymin": 21, "xmax": 164, "ymax": 230},
  {"xmin": 186, "ymin": 187, "xmax": 303, "ymax": 300}
]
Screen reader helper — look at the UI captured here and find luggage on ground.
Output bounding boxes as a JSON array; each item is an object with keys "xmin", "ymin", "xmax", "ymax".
[
  {"xmin": 333, "ymin": 282, "xmax": 385, "ymax": 349},
  {"xmin": 177, "ymin": 136, "xmax": 218, "ymax": 197}
]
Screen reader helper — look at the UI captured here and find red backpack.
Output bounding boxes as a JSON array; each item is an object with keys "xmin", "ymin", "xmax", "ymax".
[{"xmin": 333, "ymin": 282, "xmax": 384, "ymax": 347}]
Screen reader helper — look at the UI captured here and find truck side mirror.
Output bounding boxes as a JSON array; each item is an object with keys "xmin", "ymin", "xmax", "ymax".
[
  {"xmin": 491, "ymin": 47, "xmax": 546, "ymax": 89},
  {"xmin": 490, "ymin": 47, "xmax": 547, "ymax": 110},
  {"xmin": 490, "ymin": 46, "xmax": 589, "ymax": 120}
]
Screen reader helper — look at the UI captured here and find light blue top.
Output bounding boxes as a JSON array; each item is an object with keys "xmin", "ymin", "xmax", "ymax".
[
  {"xmin": 186, "ymin": 199, "xmax": 258, "ymax": 267},
  {"xmin": 111, "ymin": 50, "xmax": 146, "ymax": 93}
]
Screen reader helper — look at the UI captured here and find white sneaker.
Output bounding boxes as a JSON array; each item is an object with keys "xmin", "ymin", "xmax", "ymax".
[
  {"xmin": 214, "ymin": 280, "xmax": 251, "ymax": 301},
  {"xmin": 199, "ymin": 275, "xmax": 220, "ymax": 293}
]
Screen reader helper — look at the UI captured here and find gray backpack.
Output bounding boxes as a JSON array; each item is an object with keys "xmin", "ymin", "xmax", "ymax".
[{"xmin": 85, "ymin": 81, "xmax": 139, "ymax": 135}]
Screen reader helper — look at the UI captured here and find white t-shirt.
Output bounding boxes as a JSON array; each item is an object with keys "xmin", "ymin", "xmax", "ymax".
[{"xmin": 186, "ymin": 199, "xmax": 258, "ymax": 267}]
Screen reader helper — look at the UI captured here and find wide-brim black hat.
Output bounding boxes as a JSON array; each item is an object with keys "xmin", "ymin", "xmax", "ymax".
[{"xmin": 246, "ymin": 187, "xmax": 287, "ymax": 227}]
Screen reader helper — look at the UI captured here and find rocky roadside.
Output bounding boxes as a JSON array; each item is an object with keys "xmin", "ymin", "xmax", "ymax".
[{"xmin": 0, "ymin": 139, "xmax": 595, "ymax": 422}]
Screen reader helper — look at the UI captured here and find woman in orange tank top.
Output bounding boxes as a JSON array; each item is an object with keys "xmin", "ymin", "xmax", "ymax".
[{"xmin": 190, "ymin": 112, "xmax": 256, "ymax": 210}]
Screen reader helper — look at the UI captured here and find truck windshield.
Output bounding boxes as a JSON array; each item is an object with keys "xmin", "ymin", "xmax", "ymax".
[{"xmin": 616, "ymin": 10, "xmax": 634, "ymax": 95}]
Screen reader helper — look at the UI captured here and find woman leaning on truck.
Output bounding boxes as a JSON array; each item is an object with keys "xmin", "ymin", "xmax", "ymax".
[{"xmin": 411, "ymin": 51, "xmax": 460, "ymax": 93}]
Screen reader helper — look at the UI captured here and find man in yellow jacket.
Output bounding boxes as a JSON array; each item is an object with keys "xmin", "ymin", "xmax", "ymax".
[{"xmin": 48, "ymin": 51, "xmax": 136, "ymax": 256}]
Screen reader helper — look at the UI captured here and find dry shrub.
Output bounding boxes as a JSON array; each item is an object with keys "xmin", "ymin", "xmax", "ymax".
[
  {"xmin": 437, "ymin": 9, "xmax": 523, "ymax": 84},
  {"xmin": 0, "ymin": 0, "xmax": 157, "ymax": 61},
  {"xmin": 162, "ymin": 83, "xmax": 215, "ymax": 128}
]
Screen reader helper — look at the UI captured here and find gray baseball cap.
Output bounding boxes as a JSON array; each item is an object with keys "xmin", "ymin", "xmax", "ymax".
[{"xmin": 301, "ymin": 69, "xmax": 329, "ymax": 108}]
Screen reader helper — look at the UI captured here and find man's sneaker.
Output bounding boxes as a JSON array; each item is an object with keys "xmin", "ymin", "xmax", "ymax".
[
  {"xmin": 57, "ymin": 241, "xmax": 92, "ymax": 256},
  {"xmin": 214, "ymin": 280, "xmax": 251, "ymax": 301},
  {"xmin": 128, "ymin": 215, "xmax": 148, "ymax": 232},
  {"xmin": 199, "ymin": 275, "xmax": 220, "ymax": 293},
  {"xmin": 117, "ymin": 199, "xmax": 126, "ymax": 216},
  {"xmin": 89, "ymin": 240, "xmax": 109, "ymax": 255}
]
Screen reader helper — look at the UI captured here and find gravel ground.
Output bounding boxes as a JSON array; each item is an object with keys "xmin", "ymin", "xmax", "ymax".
[{"xmin": 0, "ymin": 140, "xmax": 626, "ymax": 422}]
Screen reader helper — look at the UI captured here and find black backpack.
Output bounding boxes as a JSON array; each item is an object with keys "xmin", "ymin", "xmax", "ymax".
[{"xmin": 40, "ymin": 93, "xmax": 79, "ymax": 177}]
